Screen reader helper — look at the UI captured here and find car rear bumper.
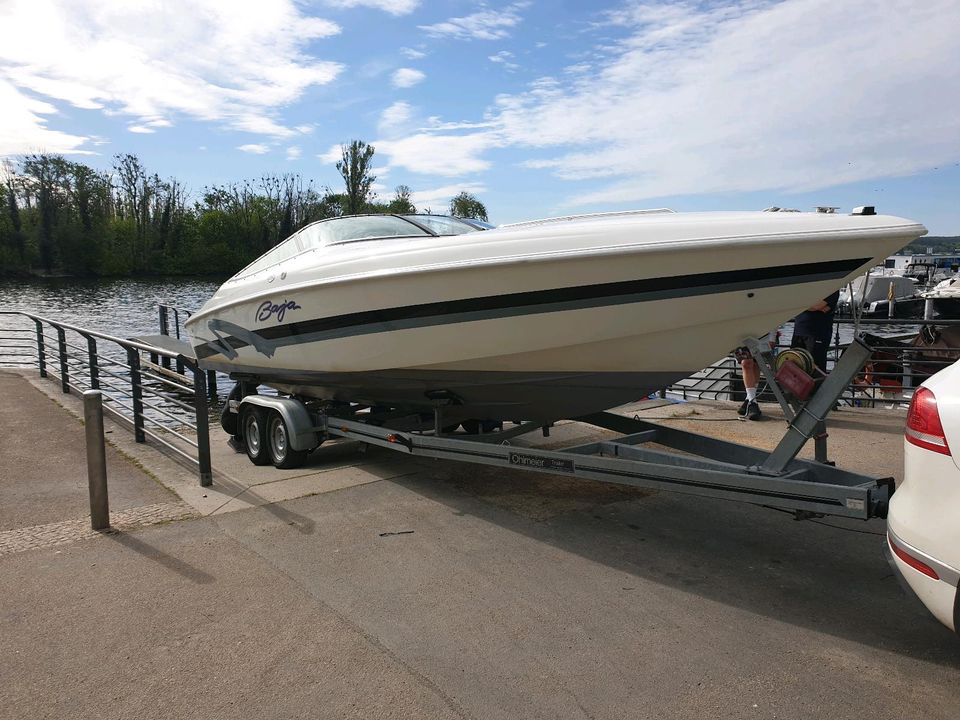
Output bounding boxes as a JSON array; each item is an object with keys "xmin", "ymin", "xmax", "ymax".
[{"xmin": 886, "ymin": 529, "xmax": 959, "ymax": 634}]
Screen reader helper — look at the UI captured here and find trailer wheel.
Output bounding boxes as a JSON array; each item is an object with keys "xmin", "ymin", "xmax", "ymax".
[
  {"xmin": 240, "ymin": 405, "xmax": 271, "ymax": 466},
  {"xmin": 267, "ymin": 410, "xmax": 309, "ymax": 469}
]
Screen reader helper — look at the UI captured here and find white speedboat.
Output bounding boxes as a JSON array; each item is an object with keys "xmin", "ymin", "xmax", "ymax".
[
  {"xmin": 185, "ymin": 209, "xmax": 926, "ymax": 423},
  {"xmin": 921, "ymin": 275, "xmax": 960, "ymax": 318}
]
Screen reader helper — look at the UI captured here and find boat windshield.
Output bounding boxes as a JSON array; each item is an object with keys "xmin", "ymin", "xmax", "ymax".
[
  {"xmin": 299, "ymin": 215, "xmax": 431, "ymax": 248},
  {"xmin": 402, "ymin": 215, "xmax": 480, "ymax": 235},
  {"xmin": 231, "ymin": 214, "xmax": 482, "ymax": 280}
]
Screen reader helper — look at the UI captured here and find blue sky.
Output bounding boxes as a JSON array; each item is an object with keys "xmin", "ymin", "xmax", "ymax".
[{"xmin": 2, "ymin": 0, "xmax": 959, "ymax": 233}]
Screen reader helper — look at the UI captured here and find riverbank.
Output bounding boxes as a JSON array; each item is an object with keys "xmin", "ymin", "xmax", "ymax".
[{"xmin": 3, "ymin": 368, "xmax": 958, "ymax": 719}]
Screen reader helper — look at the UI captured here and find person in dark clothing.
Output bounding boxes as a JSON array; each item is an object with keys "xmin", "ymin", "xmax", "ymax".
[{"xmin": 790, "ymin": 289, "xmax": 840, "ymax": 373}]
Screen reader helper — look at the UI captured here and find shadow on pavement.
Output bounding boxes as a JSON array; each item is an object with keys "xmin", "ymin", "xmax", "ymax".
[
  {"xmin": 108, "ymin": 530, "xmax": 215, "ymax": 584},
  {"xmin": 396, "ymin": 459, "xmax": 960, "ymax": 667}
]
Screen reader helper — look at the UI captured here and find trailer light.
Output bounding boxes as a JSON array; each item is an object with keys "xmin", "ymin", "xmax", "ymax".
[
  {"xmin": 387, "ymin": 434, "xmax": 399, "ymax": 443},
  {"xmin": 905, "ymin": 387, "xmax": 951, "ymax": 455},
  {"xmin": 889, "ymin": 535, "xmax": 940, "ymax": 580}
]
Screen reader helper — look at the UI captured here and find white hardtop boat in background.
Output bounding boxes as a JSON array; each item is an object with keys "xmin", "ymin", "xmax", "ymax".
[
  {"xmin": 837, "ymin": 271, "xmax": 923, "ymax": 318},
  {"xmin": 922, "ymin": 275, "xmax": 960, "ymax": 319},
  {"xmin": 186, "ymin": 208, "xmax": 926, "ymax": 424}
]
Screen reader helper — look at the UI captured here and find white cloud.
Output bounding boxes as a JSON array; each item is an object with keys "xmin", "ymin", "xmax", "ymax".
[
  {"xmin": 238, "ymin": 143, "xmax": 270, "ymax": 154},
  {"xmin": 411, "ymin": 182, "xmax": 487, "ymax": 210},
  {"xmin": 376, "ymin": 133, "xmax": 494, "ymax": 175},
  {"xmin": 378, "ymin": 101, "xmax": 413, "ymax": 134},
  {"xmin": 419, "ymin": 2, "xmax": 529, "ymax": 41},
  {"xmin": 317, "ymin": 145, "xmax": 342, "ymax": 164},
  {"xmin": 294, "ymin": 124, "xmax": 315, "ymax": 134},
  {"xmin": 127, "ymin": 125, "xmax": 154, "ymax": 134},
  {"xmin": 395, "ymin": 0, "xmax": 960, "ymax": 203},
  {"xmin": 401, "ymin": 47, "xmax": 426, "ymax": 60},
  {"xmin": 392, "ymin": 68, "xmax": 425, "ymax": 88},
  {"xmin": 488, "ymin": 50, "xmax": 519, "ymax": 71},
  {"xmin": 0, "ymin": 78, "xmax": 90, "ymax": 155},
  {"xmin": 286, "ymin": 145, "xmax": 302, "ymax": 160},
  {"xmin": 325, "ymin": 0, "xmax": 419, "ymax": 15},
  {"xmin": 0, "ymin": 0, "xmax": 343, "ymax": 154}
]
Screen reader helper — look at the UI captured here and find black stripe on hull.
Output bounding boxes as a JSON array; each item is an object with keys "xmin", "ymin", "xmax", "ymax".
[{"xmin": 194, "ymin": 257, "xmax": 870, "ymax": 360}]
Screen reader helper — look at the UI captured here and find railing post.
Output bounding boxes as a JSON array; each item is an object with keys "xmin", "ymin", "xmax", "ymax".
[
  {"xmin": 207, "ymin": 370, "xmax": 218, "ymax": 404},
  {"xmin": 159, "ymin": 305, "xmax": 169, "ymax": 336},
  {"xmin": 56, "ymin": 326, "xmax": 69, "ymax": 393},
  {"xmin": 83, "ymin": 390, "xmax": 110, "ymax": 531},
  {"xmin": 191, "ymin": 365, "xmax": 213, "ymax": 486},
  {"xmin": 34, "ymin": 319, "xmax": 46, "ymax": 378},
  {"xmin": 127, "ymin": 347, "xmax": 145, "ymax": 443},
  {"xmin": 172, "ymin": 308, "xmax": 181, "ymax": 339},
  {"xmin": 86, "ymin": 336, "xmax": 100, "ymax": 390},
  {"xmin": 158, "ymin": 307, "xmax": 172, "ymax": 370}
]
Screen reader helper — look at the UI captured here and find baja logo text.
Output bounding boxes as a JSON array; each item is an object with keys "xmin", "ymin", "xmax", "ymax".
[{"xmin": 256, "ymin": 300, "xmax": 301, "ymax": 323}]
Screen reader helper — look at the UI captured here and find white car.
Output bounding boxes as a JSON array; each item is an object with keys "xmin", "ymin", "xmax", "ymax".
[{"xmin": 887, "ymin": 360, "xmax": 960, "ymax": 635}]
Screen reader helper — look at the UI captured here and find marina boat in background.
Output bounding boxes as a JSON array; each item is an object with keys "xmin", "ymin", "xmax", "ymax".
[
  {"xmin": 921, "ymin": 275, "xmax": 960, "ymax": 319},
  {"xmin": 186, "ymin": 208, "xmax": 926, "ymax": 425},
  {"xmin": 837, "ymin": 271, "xmax": 924, "ymax": 318}
]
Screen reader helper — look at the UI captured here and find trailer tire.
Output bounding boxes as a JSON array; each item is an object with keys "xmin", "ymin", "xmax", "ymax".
[
  {"xmin": 266, "ymin": 410, "xmax": 309, "ymax": 469},
  {"xmin": 240, "ymin": 405, "xmax": 271, "ymax": 466}
]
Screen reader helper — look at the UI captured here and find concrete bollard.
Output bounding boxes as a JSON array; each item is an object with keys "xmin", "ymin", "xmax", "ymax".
[{"xmin": 83, "ymin": 390, "xmax": 110, "ymax": 531}]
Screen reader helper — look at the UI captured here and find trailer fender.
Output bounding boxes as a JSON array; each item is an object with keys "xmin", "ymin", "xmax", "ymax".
[{"xmin": 239, "ymin": 395, "xmax": 320, "ymax": 451}]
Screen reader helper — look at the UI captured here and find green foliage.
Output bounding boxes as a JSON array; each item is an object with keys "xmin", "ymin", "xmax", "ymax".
[
  {"xmin": 900, "ymin": 237, "xmax": 960, "ymax": 255},
  {"xmin": 336, "ymin": 140, "xmax": 377, "ymax": 215},
  {"xmin": 387, "ymin": 185, "xmax": 416, "ymax": 214},
  {"xmin": 449, "ymin": 191, "xmax": 488, "ymax": 221},
  {"xmin": 0, "ymin": 148, "xmax": 493, "ymax": 278}
]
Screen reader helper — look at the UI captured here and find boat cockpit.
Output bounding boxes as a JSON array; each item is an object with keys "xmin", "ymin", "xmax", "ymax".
[{"xmin": 232, "ymin": 214, "xmax": 485, "ymax": 280}]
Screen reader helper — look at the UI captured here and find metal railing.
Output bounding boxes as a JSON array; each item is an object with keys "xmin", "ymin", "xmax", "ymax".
[
  {"xmin": 0, "ymin": 311, "xmax": 212, "ymax": 486},
  {"xmin": 664, "ymin": 318, "xmax": 960, "ymax": 407},
  {"xmin": 158, "ymin": 303, "xmax": 192, "ymax": 340}
]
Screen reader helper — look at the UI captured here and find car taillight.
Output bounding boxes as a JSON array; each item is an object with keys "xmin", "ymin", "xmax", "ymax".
[{"xmin": 905, "ymin": 387, "xmax": 951, "ymax": 456}]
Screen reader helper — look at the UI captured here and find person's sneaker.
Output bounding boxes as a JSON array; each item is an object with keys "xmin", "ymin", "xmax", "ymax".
[
  {"xmin": 745, "ymin": 400, "xmax": 761, "ymax": 421},
  {"xmin": 737, "ymin": 399, "xmax": 749, "ymax": 416}
]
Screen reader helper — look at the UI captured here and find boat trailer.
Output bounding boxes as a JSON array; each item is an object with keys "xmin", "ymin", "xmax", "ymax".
[{"xmin": 232, "ymin": 335, "xmax": 893, "ymax": 521}]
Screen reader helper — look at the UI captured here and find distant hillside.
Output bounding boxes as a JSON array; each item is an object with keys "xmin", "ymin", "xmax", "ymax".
[{"xmin": 898, "ymin": 236, "xmax": 960, "ymax": 255}]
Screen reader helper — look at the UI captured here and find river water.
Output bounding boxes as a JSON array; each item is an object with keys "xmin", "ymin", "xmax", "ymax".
[{"xmin": 0, "ymin": 277, "xmax": 221, "ymax": 337}]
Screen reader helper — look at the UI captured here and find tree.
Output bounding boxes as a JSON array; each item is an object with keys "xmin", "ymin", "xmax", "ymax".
[
  {"xmin": 387, "ymin": 185, "xmax": 416, "ymax": 214},
  {"xmin": 1, "ymin": 160, "xmax": 25, "ymax": 262},
  {"xmin": 336, "ymin": 140, "xmax": 376, "ymax": 215},
  {"xmin": 449, "ymin": 191, "xmax": 488, "ymax": 221}
]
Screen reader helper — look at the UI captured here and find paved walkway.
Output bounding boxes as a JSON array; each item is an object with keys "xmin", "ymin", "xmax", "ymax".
[
  {"xmin": 0, "ymin": 370, "xmax": 181, "ymax": 534},
  {"xmin": 1, "ymin": 370, "xmax": 957, "ymax": 719}
]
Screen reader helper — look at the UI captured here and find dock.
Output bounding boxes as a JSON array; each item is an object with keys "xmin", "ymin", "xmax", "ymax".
[{"xmin": 2, "ymin": 367, "xmax": 958, "ymax": 719}]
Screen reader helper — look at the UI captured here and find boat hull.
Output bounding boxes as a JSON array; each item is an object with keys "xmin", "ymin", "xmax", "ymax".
[
  {"xmin": 932, "ymin": 297, "xmax": 960, "ymax": 319},
  {"xmin": 187, "ymin": 211, "xmax": 926, "ymax": 422}
]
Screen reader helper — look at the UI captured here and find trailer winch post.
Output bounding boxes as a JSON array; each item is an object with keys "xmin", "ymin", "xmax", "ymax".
[{"xmin": 759, "ymin": 337, "xmax": 873, "ymax": 474}]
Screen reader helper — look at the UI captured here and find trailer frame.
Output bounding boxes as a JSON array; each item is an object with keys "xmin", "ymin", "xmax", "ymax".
[{"xmin": 231, "ymin": 334, "xmax": 894, "ymax": 521}]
